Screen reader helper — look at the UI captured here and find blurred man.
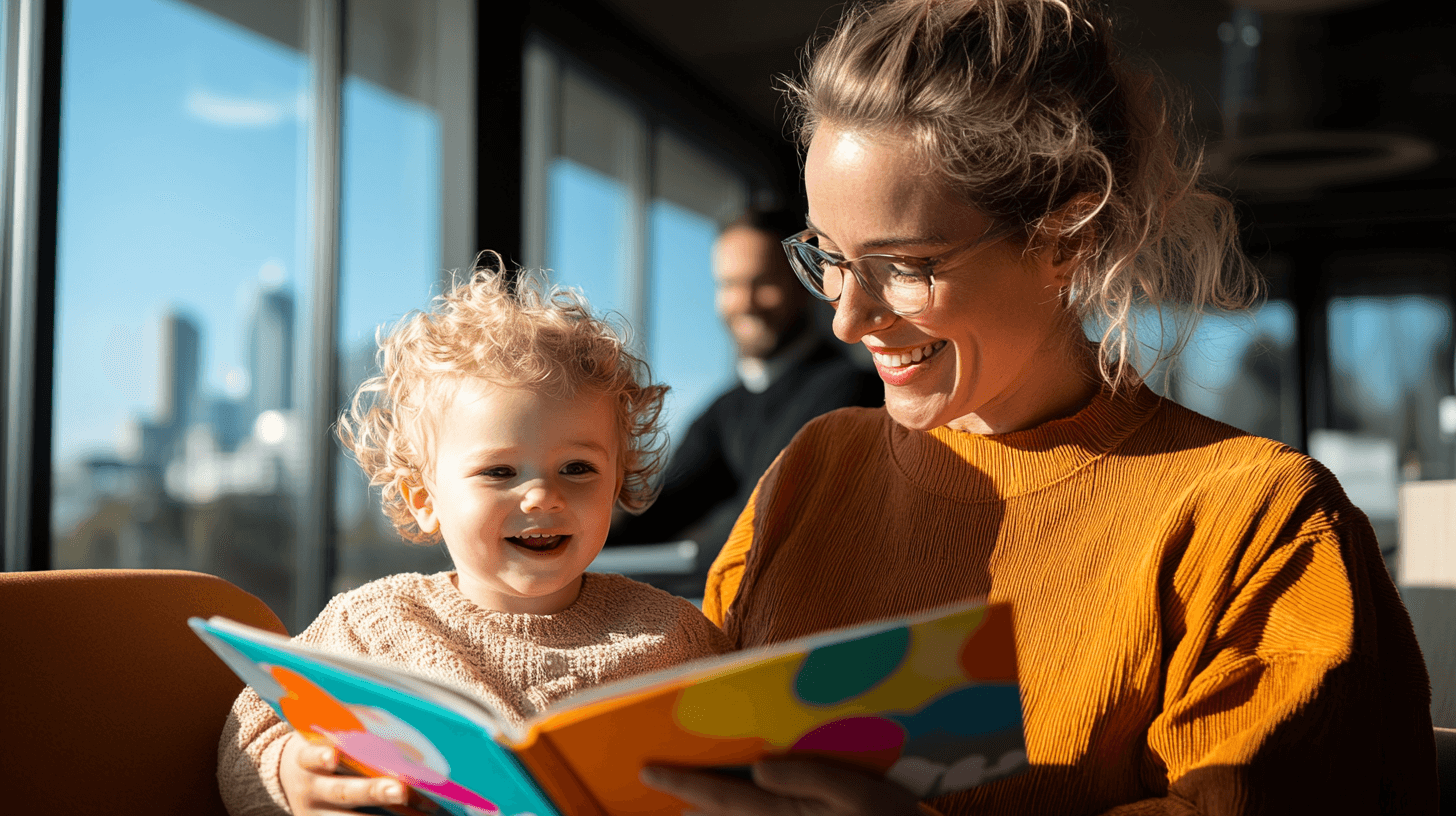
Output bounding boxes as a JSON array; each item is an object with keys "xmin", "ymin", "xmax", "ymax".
[{"xmin": 608, "ymin": 208, "xmax": 882, "ymax": 594}]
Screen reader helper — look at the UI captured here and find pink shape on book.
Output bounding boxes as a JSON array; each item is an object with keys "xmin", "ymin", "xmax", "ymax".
[
  {"xmin": 793, "ymin": 715, "xmax": 906, "ymax": 753},
  {"xmin": 324, "ymin": 727, "xmax": 500, "ymax": 813}
]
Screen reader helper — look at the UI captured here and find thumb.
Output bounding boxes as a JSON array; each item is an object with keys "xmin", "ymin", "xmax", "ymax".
[{"xmin": 752, "ymin": 758, "xmax": 916, "ymax": 811}]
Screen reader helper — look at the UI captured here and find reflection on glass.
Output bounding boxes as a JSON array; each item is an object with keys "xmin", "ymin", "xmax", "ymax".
[
  {"xmin": 648, "ymin": 201, "xmax": 735, "ymax": 445},
  {"xmin": 1311, "ymin": 253, "xmax": 1455, "ymax": 562},
  {"xmin": 649, "ymin": 130, "xmax": 746, "ymax": 445},
  {"xmin": 333, "ymin": 0, "xmax": 456, "ymax": 593},
  {"xmin": 51, "ymin": 0, "xmax": 309, "ymax": 622},
  {"xmin": 548, "ymin": 158, "xmax": 631, "ymax": 315},
  {"xmin": 1172, "ymin": 301, "xmax": 1299, "ymax": 446}
]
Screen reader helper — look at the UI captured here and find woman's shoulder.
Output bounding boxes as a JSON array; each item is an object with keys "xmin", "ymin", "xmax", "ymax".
[{"xmin": 1135, "ymin": 397, "xmax": 1358, "ymax": 519}]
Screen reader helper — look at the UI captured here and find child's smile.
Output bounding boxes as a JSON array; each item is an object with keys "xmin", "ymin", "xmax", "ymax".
[
  {"xmin": 405, "ymin": 379, "xmax": 620, "ymax": 614},
  {"xmin": 508, "ymin": 533, "xmax": 569, "ymax": 552}
]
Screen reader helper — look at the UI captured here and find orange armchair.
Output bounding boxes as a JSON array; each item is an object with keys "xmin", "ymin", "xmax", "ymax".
[{"xmin": 0, "ymin": 569, "xmax": 287, "ymax": 815}]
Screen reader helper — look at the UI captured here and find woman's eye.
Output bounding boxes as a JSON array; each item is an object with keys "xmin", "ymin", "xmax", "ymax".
[
  {"xmin": 887, "ymin": 263, "xmax": 922, "ymax": 281},
  {"xmin": 561, "ymin": 461, "xmax": 599, "ymax": 476}
]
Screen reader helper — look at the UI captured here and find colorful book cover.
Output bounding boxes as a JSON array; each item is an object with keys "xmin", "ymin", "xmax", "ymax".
[{"xmin": 191, "ymin": 599, "xmax": 1025, "ymax": 816}]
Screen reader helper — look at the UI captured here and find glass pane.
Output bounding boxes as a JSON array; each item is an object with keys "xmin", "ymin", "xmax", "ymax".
[
  {"xmin": 333, "ymin": 0, "xmax": 456, "ymax": 593},
  {"xmin": 51, "ymin": 0, "xmax": 309, "ymax": 623},
  {"xmin": 545, "ymin": 70, "xmax": 643, "ymax": 319},
  {"xmin": 648, "ymin": 200, "xmax": 736, "ymax": 442},
  {"xmin": 1171, "ymin": 300, "xmax": 1300, "ymax": 446},
  {"xmin": 648, "ymin": 132, "xmax": 745, "ymax": 444},
  {"xmin": 1310, "ymin": 252, "xmax": 1455, "ymax": 563}
]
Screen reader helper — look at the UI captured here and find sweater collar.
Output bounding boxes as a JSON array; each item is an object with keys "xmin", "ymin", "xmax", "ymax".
[{"xmin": 887, "ymin": 382, "xmax": 1163, "ymax": 501}]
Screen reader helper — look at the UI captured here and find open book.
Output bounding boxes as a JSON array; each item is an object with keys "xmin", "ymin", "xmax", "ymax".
[{"xmin": 191, "ymin": 598, "xmax": 1025, "ymax": 816}]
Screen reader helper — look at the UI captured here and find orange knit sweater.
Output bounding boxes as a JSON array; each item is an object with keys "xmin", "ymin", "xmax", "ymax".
[{"xmin": 705, "ymin": 384, "xmax": 1437, "ymax": 815}]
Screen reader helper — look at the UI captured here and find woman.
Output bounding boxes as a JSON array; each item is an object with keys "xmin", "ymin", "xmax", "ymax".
[{"xmin": 642, "ymin": 0, "xmax": 1437, "ymax": 814}]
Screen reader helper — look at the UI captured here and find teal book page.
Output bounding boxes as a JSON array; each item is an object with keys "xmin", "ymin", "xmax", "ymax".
[{"xmin": 192, "ymin": 618, "xmax": 561, "ymax": 816}]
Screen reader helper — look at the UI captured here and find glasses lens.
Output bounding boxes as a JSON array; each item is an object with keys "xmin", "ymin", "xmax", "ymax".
[
  {"xmin": 861, "ymin": 257, "xmax": 930, "ymax": 316},
  {"xmin": 783, "ymin": 237, "xmax": 931, "ymax": 316},
  {"xmin": 786, "ymin": 241, "xmax": 839, "ymax": 301}
]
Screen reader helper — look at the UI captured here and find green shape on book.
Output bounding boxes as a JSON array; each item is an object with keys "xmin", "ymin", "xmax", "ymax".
[{"xmin": 795, "ymin": 626, "xmax": 911, "ymax": 705}]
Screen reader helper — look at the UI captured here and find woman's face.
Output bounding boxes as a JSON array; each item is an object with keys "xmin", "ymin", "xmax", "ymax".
[{"xmin": 803, "ymin": 126, "xmax": 1089, "ymax": 433}]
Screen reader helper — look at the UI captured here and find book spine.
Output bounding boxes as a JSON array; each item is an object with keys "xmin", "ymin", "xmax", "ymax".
[{"xmin": 513, "ymin": 732, "xmax": 607, "ymax": 816}]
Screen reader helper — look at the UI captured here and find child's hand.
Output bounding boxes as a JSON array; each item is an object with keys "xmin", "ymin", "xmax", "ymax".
[{"xmin": 280, "ymin": 731, "xmax": 410, "ymax": 815}]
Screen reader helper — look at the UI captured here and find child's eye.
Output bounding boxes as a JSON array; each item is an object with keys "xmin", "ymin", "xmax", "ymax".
[
  {"xmin": 480, "ymin": 466, "xmax": 515, "ymax": 479},
  {"xmin": 561, "ymin": 461, "xmax": 599, "ymax": 476}
]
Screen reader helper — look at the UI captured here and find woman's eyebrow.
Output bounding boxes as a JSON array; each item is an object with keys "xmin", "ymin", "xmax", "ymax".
[{"xmin": 803, "ymin": 217, "xmax": 950, "ymax": 251}]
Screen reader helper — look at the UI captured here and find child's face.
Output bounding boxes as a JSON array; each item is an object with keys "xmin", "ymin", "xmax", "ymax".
[{"xmin": 406, "ymin": 379, "xmax": 620, "ymax": 614}]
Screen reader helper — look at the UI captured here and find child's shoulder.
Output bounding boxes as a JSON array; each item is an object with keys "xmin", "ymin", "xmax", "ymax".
[
  {"xmin": 578, "ymin": 573, "xmax": 728, "ymax": 645},
  {"xmin": 300, "ymin": 571, "xmax": 456, "ymax": 643},
  {"xmin": 576, "ymin": 572, "xmax": 731, "ymax": 662},
  {"xmin": 578, "ymin": 571, "xmax": 698, "ymax": 619},
  {"xmin": 323, "ymin": 570, "xmax": 454, "ymax": 610}
]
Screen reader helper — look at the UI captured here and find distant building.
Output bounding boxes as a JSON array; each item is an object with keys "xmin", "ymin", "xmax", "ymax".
[
  {"xmin": 157, "ymin": 311, "xmax": 202, "ymax": 461},
  {"xmin": 248, "ymin": 286, "xmax": 294, "ymax": 422}
]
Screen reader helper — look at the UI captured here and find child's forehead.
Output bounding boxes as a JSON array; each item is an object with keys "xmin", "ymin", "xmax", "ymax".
[{"xmin": 413, "ymin": 376, "xmax": 628, "ymax": 456}]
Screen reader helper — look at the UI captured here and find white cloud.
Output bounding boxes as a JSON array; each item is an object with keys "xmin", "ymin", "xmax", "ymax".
[{"xmin": 185, "ymin": 88, "xmax": 301, "ymax": 128}]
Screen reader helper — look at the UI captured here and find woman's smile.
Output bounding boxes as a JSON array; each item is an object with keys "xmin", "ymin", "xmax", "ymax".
[{"xmin": 866, "ymin": 339, "xmax": 948, "ymax": 385}]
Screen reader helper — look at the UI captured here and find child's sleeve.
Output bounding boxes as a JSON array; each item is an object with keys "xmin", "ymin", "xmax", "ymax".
[
  {"xmin": 215, "ymin": 593, "xmax": 369, "ymax": 815},
  {"xmin": 217, "ymin": 687, "xmax": 293, "ymax": 815}
]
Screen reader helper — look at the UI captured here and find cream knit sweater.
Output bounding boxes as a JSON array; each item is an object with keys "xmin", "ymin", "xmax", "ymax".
[{"xmin": 218, "ymin": 570, "xmax": 730, "ymax": 815}]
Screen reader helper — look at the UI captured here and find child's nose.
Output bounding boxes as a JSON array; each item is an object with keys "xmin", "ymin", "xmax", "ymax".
[{"xmin": 520, "ymin": 480, "xmax": 566, "ymax": 514}]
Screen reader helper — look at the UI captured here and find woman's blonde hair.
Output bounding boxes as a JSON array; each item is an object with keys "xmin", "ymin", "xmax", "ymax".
[
  {"xmin": 785, "ymin": 0, "xmax": 1260, "ymax": 386},
  {"xmin": 337, "ymin": 254, "xmax": 669, "ymax": 543}
]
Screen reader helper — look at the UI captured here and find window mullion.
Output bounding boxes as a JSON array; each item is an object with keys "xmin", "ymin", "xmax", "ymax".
[
  {"xmin": 296, "ymin": 0, "xmax": 343, "ymax": 628},
  {"xmin": 2, "ymin": 0, "xmax": 52, "ymax": 572}
]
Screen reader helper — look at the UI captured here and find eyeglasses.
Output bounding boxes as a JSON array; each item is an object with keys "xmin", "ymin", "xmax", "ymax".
[{"xmin": 781, "ymin": 224, "xmax": 1013, "ymax": 318}]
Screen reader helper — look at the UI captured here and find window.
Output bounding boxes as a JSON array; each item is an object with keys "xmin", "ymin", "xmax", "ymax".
[
  {"xmin": 45, "ymin": 0, "xmax": 474, "ymax": 628},
  {"xmin": 523, "ymin": 39, "xmax": 750, "ymax": 444},
  {"xmin": 51, "ymin": 0, "xmax": 314, "ymax": 622},
  {"xmin": 1310, "ymin": 252, "xmax": 1455, "ymax": 561},
  {"xmin": 332, "ymin": 0, "xmax": 474, "ymax": 595}
]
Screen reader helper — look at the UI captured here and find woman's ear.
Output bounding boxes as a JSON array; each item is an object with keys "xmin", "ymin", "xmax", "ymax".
[
  {"xmin": 1037, "ymin": 193, "xmax": 1102, "ymax": 283},
  {"xmin": 400, "ymin": 474, "xmax": 439, "ymax": 535}
]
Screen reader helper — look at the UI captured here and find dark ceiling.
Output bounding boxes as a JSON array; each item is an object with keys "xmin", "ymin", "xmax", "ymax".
[{"xmin": 598, "ymin": 0, "xmax": 1456, "ymax": 212}]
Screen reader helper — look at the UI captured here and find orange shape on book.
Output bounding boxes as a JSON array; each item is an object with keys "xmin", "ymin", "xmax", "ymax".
[
  {"xmin": 270, "ymin": 665, "xmax": 365, "ymax": 737},
  {"xmin": 956, "ymin": 605, "xmax": 1016, "ymax": 682}
]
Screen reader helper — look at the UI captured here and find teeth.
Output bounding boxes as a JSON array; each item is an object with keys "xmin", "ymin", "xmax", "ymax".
[
  {"xmin": 518, "ymin": 533, "xmax": 556, "ymax": 539},
  {"xmin": 873, "ymin": 340, "xmax": 945, "ymax": 368}
]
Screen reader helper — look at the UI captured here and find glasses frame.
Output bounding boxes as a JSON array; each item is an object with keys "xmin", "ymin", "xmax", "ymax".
[{"xmin": 781, "ymin": 223, "xmax": 1014, "ymax": 318}]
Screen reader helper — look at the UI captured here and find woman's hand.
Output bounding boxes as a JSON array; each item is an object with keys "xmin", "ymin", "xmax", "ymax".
[
  {"xmin": 279, "ymin": 731, "xmax": 410, "ymax": 815},
  {"xmin": 641, "ymin": 758, "xmax": 922, "ymax": 816}
]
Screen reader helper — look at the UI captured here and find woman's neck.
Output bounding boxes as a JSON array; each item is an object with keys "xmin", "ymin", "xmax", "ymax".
[{"xmin": 946, "ymin": 335, "xmax": 1101, "ymax": 435}]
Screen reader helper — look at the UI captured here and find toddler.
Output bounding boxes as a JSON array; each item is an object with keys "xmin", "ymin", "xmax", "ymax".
[{"xmin": 218, "ymin": 259, "xmax": 731, "ymax": 815}]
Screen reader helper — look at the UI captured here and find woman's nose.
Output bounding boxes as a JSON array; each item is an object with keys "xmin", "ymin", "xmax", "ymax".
[
  {"xmin": 520, "ymin": 480, "xmax": 566, "ymax": 514},
  {"xmin": 831, "ymin": 270, "xmax": 892, "ymax": 344}
]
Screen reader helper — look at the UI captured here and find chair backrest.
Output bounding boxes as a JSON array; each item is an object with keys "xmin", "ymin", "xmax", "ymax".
[
  {"xmin": 1439, "ymin": 726, "xmax": 1456, "ymax": 816},
  {"xmin": 0, "ymin": 569, "xmax": 287, "ymax": 816}
]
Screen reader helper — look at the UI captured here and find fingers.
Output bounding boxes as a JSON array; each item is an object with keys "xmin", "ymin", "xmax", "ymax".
[
  {"xmin": 293, "ymin": 743, "xmax": 410, "ymax": 815},
  {"xmin": 641, "ymin": 765, "xmax": 800, "ymax": 816},
  {"xmin": 752, "ymin": 759, "xmax": 920, "ymax": 815}
]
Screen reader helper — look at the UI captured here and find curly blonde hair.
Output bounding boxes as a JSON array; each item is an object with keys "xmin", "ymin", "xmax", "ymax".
[
  {"xmin": 337, "ymin": 255, "xmax": 669, "ymax": 543},
  {"xmin": 785, "ymin": 0, "xmax": 1261, "ymax": 386}
]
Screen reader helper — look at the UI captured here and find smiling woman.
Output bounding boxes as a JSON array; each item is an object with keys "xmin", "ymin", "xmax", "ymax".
[{"xmin": 638, "ymin": 1, "xmax": 1440, "ymax": 815}]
